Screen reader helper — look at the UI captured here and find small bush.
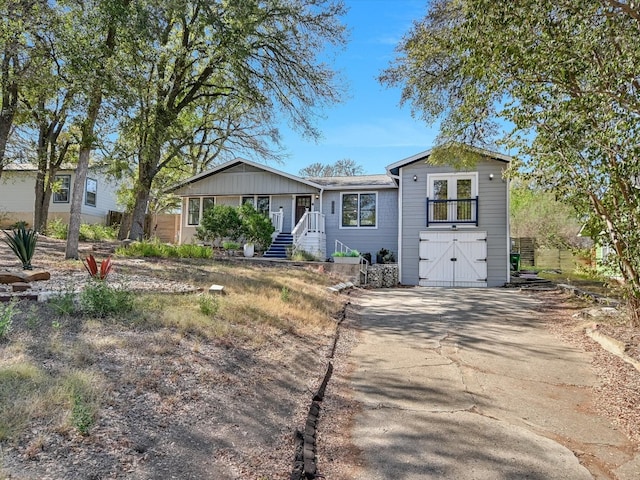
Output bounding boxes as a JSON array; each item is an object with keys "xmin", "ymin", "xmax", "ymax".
[
  {"xmin": 280, "ymin": 286, "xmax": 290, "ymax": 302},
  {"xmin": 46, "ymin": 218, "xmax": 68, "ymax": 239},
  {"xmin": 332, "ymin": 249, "xmax": 360, "ymax": 258},
  {"xmin": 79, "ymin": 280, "xmax": 134, "ymax": 318},
  {"xmin": 0, "ymin": 298, "xmax": 18, "ymax": 338},
  {"xmin": 79, "ymin": 224, "xmax": 117, "ymax": 242},
  {"xmin": 222, "ymin": 241, "xmax": 241, "ymax": 251},
  {"xmin": 116, "ymin": 240, "xmax": 211, "ymax": 259},
  {"xmin": 199, "ymin": 295, "xmax": 220, "ymax": 316},
  {"xmin": 62, "ymin": 372, "xmax": 100, "ymax": 436},
  {"xmin": 289, "ymin": 248, "xmax": 318, "ymax": 261},
  {"xmin": 49, "ymin": 290, "xmax": 77, "ymax": 317}
]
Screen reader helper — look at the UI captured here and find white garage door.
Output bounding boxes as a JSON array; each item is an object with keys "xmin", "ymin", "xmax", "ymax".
[{"xmin": 419, "ymin": 231, "xmax": 487, "ymax": 287}]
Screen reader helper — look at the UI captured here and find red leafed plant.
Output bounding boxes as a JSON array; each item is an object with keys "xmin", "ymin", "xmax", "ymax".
[{"xmin": 83, "ymin": 254, "xmax": 113, "ymax": 280}]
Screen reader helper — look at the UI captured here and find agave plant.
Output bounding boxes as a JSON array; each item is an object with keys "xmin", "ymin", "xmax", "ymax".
[
  {"xmin": 2, "ymin": 226, "xmax": 38, "ymax": 270},
  {"xmin": 83, "ymin": 254, "xmax": 113, "ymax": 280}
]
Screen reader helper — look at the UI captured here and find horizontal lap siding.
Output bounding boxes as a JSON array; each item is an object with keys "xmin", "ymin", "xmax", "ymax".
[
  {"xmin": 400, "ymin": 159, "xmax": 508, "ymax": 286},
  {"xmin": 322, "ymin": 189, "xmax": 398, "ymax": 261}
]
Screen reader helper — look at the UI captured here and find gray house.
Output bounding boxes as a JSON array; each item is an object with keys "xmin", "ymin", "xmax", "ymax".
[{"xmin": 170, "ymin": 148, "xmax": 511, "ymax": 287}]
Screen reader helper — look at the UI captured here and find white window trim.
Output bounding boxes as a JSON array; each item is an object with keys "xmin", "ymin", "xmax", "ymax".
[
  {"xmin": 85, "ymin": 177, "xmax": 97, "ymax": 207},
  {"xmin": 426, "ymin": 172, "xmax": 478, "ymax": 228},
  {"xmin": 53, "ymin": 174, "xmax": 71, "ymax": 203},
  {"xmin": 186, "ymin": 197, "xmax": 201, "ymax": 226},
  {"xmin": 339, "ymin": 191, "xmax": 378, "ymax": 229}
]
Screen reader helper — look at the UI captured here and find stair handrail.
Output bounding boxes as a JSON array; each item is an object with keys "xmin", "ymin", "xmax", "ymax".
[
  {"xmin": 292, "ymin": 210, "xmax": 325, "ymax": 247},
  {"xmin": 270, "ymin": 207, "xmax": 284, "ymax": 235},
  {"xmin": 334, "ymin": 239, "xmax": 368, "ymax": 284}
]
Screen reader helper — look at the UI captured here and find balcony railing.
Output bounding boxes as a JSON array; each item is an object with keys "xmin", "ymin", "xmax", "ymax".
[{"xmin": 426, "ymin": 197, "xmax": 479, "ymax": 227}]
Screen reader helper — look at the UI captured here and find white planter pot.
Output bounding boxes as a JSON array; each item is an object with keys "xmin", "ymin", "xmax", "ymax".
[
  {"xmin": 243, "ymin": 243, "xmax": 255, "ymax": 257},
  {"xmin": 332, "ymin": 256, "xmax": 360, "ymax": 264}
]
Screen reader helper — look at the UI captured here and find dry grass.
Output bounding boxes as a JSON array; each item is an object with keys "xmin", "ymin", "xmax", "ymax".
[{"xmin": 0, "ymin": 252, "xmax": 345, "ymax": 477}]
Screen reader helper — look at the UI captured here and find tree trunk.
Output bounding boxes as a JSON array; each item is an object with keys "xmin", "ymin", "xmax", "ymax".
[
  {"xmin": 65, "ymin": 14, "xmax": 118, "ymax": 259},
  {"xmin": 128, "ymin": 177, "xmax": 152, "ymax": 240}
]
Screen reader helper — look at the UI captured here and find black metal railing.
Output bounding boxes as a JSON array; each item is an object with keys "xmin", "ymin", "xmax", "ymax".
[{"xmin": 426, "ymin": 197, "xmax": 478, "ymax": 226}]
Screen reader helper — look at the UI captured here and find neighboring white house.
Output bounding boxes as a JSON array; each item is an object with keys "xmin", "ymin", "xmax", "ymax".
[{"xmin": 0, "ymin": 164, "xmax": 121, "ymax": 229}]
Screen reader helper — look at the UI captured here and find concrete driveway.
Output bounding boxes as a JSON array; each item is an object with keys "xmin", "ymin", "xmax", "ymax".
[{"xmin": 344, "ymin": 288, "xmax": 640, "ymax": 479}]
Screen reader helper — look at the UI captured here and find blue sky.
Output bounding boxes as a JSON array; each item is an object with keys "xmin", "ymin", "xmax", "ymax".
[{"xmin": 278, "ymin": 0, "xmax": 438, "ymax": 176}]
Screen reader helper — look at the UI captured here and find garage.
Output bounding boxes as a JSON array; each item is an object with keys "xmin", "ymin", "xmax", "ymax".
[{"xmin": 419, "ymin": 231, "xmax": 488, "ymax": 287}]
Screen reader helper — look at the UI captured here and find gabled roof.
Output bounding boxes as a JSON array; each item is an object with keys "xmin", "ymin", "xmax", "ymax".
[
  {"xmin": 167, "ymin": 157, "xmax": 398, "ymax": 192},
  {"xmin": 306, "ymin": 174, "xmax": 396, "ymax": 190},
  {"xmin": 386, "ymin": 146, "xmax": 512, "ymax": 176},
  {"xmin": 167, "ymin": 157, "xmax": 325, "ymax": 192}
]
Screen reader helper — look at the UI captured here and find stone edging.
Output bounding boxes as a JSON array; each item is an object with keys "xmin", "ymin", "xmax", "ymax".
[
  {"xmin": 556, "ymin": 284, "xmax": 639, "ymax": 373},
  {"xmin": 585, "ymin": 326, "xmax": 640, "ymax": 373}
]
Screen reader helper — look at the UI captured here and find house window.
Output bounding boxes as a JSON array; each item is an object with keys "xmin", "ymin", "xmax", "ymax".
[
  {"xmin": 202, "ymin": 197, "xmax": 215, "ymax": 214},
  {"xmin": 53, "ymin": 174, "xmax": 71, "ymax": 203},
  {"xmin": 85, "ymin": 178, "xmax": 97, "ymax": 207},
  {"xmin": 187, "ymin": 198, "xmax": 200, "ymax": 225},
  {"xmin": 256, "ymin": 196, "xmax": 270, "ymax": 216},
  {"xmin": 242, "ymin": 196, "xmax": 255, "ymax": 206},
  {"xmin": 427, "ymin": 173, "xmax": 478, "ymax": 225},
  {"xmin": 341, "ymin": 192, "xmax": 377, "ymax": 228}
]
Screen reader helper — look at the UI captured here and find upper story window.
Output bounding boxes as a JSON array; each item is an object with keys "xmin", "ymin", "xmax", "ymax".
[
  {"xmin": 427, "ymin": 173, "xmax": 478, "ymax": 226},
  {"xmin": 85, "ymin": 178, "xmax": 97, "ymax": 207},
  {"xmin": 53, "ymin": 174, "xmax": 71, "ymax": 203},
  {"xmin": 341, "ymin": 192, "xmax": 377, "ymax": 228}
]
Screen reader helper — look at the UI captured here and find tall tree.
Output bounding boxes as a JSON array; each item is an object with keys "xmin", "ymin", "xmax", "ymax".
[
  {"xmin": 299, "ymin": 158, "xmax": 364, "ymax": 177},
  {"xmin": 124, "ymin": 0, "xmax": 347, "ymax": 240},
  {"xmin": 0, "ymin": 0, "xmax": 48, "ymax": 180},
  {"xmin": 382, "ymin": 0, "xmax": 640, "ymax": 324},
  {"xmin": 63, "ymin": 0, "xmax": 130, "ymax": 259}
]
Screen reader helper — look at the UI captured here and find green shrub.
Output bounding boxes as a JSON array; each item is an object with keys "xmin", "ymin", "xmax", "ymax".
[
  {"xmin": 332, "ymin": 250, "xmax": 360, "ymax": 258},
  {"xmin": 289, "ymin": 248, "xmax": 318, "ymax": 261},
  {"xmin": 2, "ymin": 226, "xmax": 38, "ymax": 269},
  {"xmin": 0, "ymin": 298, "xmax": 18, "ymax": 339},
  {"xmin": 198, "ymin": 295, "xmax": 220, "ymax": 316},
  {"xmin": 280, "ymin": 286, "xmax": 290, "ymax": 302},
  {"xmin": 116, "ymin": 240, "xmax": 211, "ymax": 259},
  {"xmin": 79, "ymin": 280, "xmax": 134, "ymax": 318},
  {"xmin": 239, "ymin": 203, "xmax": 275, "ymax": 250},
  {"xmin": 46, "ymin": 218, "xmax": 68, "ymax": 239},
  {"xmin": 175, "ymin": 244, "xmax": 212, "ymax": 259},
  {"xmin": 196, "ymin": 205, "xmax": 243, "ymax": 245},
  {"xmin": 222, "ymin": 241, "xmax": 241, "ymax": 251},
  {"xmin": 49, "ymin": 290, "xmax": 77, "ymax": 317},
  {"xmin": 79, "ymin": 224, "xmax": 117, "ymax": 242}
]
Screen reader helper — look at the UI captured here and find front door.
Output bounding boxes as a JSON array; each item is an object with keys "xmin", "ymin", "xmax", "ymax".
[{"xmin": 295, "ymin": 196, "xmax": 312, "ymax": 225}]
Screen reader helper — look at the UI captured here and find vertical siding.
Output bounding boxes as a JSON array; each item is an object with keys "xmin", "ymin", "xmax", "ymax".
[
  {"xmin": 400, "ymin": 158, "xmax": 508, "ymax": 286},
  {"xmin": 322, "ymin": 189, "xmax": 398, "ymax": 262}
]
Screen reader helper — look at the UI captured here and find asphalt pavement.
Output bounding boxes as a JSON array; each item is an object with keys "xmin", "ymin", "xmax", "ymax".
[{"xmin": 344, "ymin": 288, "xmax": 640, "ymax": 479}]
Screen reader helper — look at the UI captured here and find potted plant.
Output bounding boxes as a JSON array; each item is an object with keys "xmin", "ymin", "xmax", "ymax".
[
  {"xmin": 376, "ymin": 248, "xmax": 396, "ymax": 264},
  {"xmin": 332, "ymin": 250, "xmax": 361, "ymax": 264}
]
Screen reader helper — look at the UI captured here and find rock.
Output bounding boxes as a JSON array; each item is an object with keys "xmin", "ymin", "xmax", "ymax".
[
  {"xmin": 0, "ymin": 272, "xmax": 27, "ymax": 284},
  {"xmin": 12, "ymin": 282, "xmax": 31, "ymax": 292},
  {"xmin": 208, "ymin": 284, "xmax": 225, "ymax": 295},
  {"xmin": 22, "ymin": 270, "xmax": 51, "ymax": 282}
]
